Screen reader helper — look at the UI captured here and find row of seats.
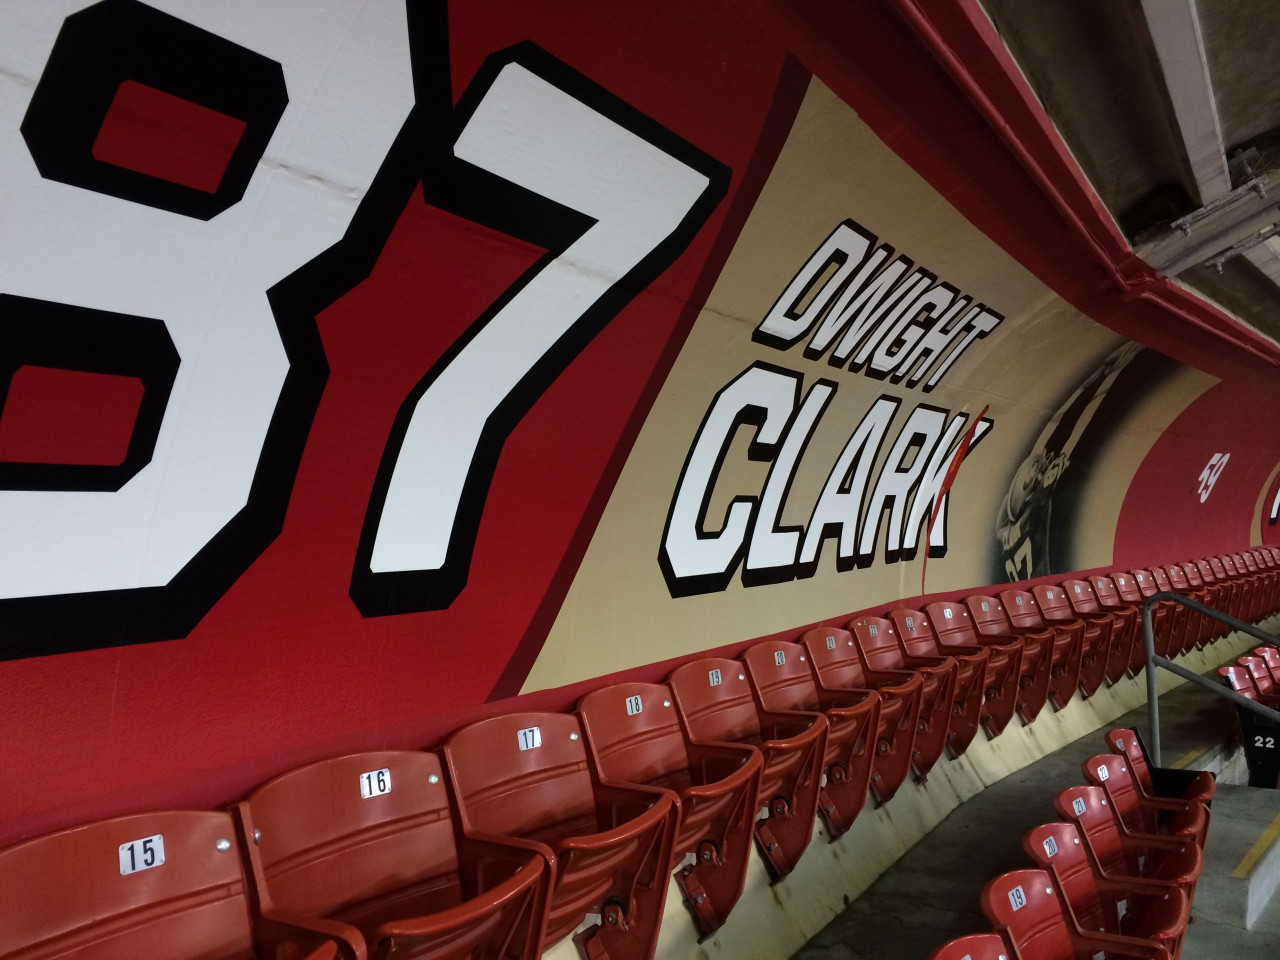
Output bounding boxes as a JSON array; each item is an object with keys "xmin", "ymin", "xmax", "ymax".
[
  {"xmin": 3, "ymin": 549, "xmax": 1274, "ymax": 960},
  {"xmin": 927, "ymin": 729, "xmax": 1214, "ymax": 960}
]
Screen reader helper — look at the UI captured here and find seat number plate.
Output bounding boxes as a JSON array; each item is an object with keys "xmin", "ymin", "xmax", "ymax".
[
  {"xmin": 1008, "ymin": 884, "xmax": 1027, "ymax": 910},
  {"xmin": 1072, "ymin": 797, "xmax": 1086, "ymax": 816},
  {"xmin": 119, "ymin": 834, "xmax": 165, "ymax": 875},
  {"xmin": 625, "ymin": 695, "xmax": 642, "ymax": 715},
  {"xmin": 1096, "ymin": 764, "xmax": 1109, "ymax": 781},
  {"xmin": 826, "ymin": 635, "xmax": 836, "ymax": 649},
  {"xmin": 774, "ymin": 650, "xmax": 786, "ymax": 665},
  {"xmin": 1042, "ymin": 836, "xmax": 1058, "ymax": 857},
  {"xmin": 708, "ymin": 668, "xmax": 722, "ymax": 686},
  {"xmin": 360, "ymin": 768, "xmax": 392, "ymax": 798},
  {"xmin": 517, "ymin": 726, "xmax": 542, "ymax": 750}
]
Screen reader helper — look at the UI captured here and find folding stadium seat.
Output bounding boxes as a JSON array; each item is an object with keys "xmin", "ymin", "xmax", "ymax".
[
  {"xmin": 1136, "ymin": 569, "xmax": 1190, "ymax": 660},
  {"xmin": 1086, "ymin": 574, "xmax": 1141, "ymax": 683},
  {"xmin": 1118, "ymin": 570, "xmax": 1168, "ymax": 674},
  {"xmin": 1230, "ymin": 553, "xmax": 1266, "ymax": 622},
  {"xmin": 444, "ymin": 713, "xmax": 676, "ymax": 960},
  {"xmin": 667, "ymin": 658, "xmax": 826, "ymax": 881},
  {"xmin": 892, "ymin": 606, "xmax": 988, "ymax": 756},
  {"xmin": 1053, "ymin": 785, "xmax": 1201, "ymax": 894},
  {"xmin": 1082, "ymin": 754, "xmax": 1207, "ymax": 849},
  {"xmin": 237, "ymin": 750, "xmax": 547, "ymax": 960},
  {"xmin": 1186, "ymin": 561, "xmax": 1229, "ymax": 644},
  {"xmin": 577, "ymin": 682, "xmax": 761, "ymax": 938},
  {"xmin": 800, "ymin": 626, "xmax": 921, "ymax": 804},
  {"xmin": 1207, "ymin": 556, "xmax": 1243, "ymax": 620},
  {"xmin": 969, "ymin": 592, "xmax": 1053, "ymax": 724},
  {"xmin": 740, "ymin": 640, "xmax": 878, "ymax": 840},
  {"xmin": 926, "ymin": 932, "xmax": 1011, "ymax": 960},
  {"xmin": 1253, "ymin": 646, "xmax": 1280, "ymax": 686},
  {"xmin": 1238, "ymin": 655, "xmax": 1280, "ymax": 705},
  {"xmin": 981, "ymin": 868, "xmax": 1173, "ymax": 959},
  {"xmin": 1105, "ymin": 728, "xmax": 1215, "ymax": 806},
  {"xmin": 0, "ymin": 809, "xmax": 338, "ymax": 960},
  {"xmin": 851, "ymin": 615, "xmax": 956, "ymax": 780},
  {"xmin": 1029, "ymin": 585, "xmax": 1086, "ymax": 709},
  {"xmin": 1162, "ymin": 565, "xmax": 1207, "ymax": 654},
  {"xmin": 922, "ymin": 600, "xmax": 1024, "ymax": 741},
  {"xmin": 1058, "ymin": 579, "xmax": 1116, "ymax": 697},
  {"xmin": 1220, "ymin": 555, "xmax": 1257, "ymax": 621},
  {"xmin": 1021, "ymin": 821, "xmax": 1189, "ymax": 957},
  {"xmin": 1218, "ymin": 663, "xmax": 1270, "ymax": 703}
]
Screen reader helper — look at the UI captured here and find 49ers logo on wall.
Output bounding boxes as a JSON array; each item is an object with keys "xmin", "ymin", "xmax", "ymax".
[{"xmin": 0, "ymin": 0, "xmax": 727, "ymax": 658}]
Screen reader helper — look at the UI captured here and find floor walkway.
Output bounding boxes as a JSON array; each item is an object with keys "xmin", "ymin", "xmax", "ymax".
[{"xmin": 791, "ymin": 678, "xmax": 1244, "ymax": 959}]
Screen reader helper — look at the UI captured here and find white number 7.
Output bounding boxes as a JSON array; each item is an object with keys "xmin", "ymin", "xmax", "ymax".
[{"xmin": 352, "ymin": 50, "xmax": 725, "ymax": 614}]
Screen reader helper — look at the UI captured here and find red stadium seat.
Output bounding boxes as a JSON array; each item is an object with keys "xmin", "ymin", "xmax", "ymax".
[
  {"xmin": 1118, "ymin": 570, "xmax": 1170, "ymax": 673},
  {"xmin": 800, "ymin": 626, "xmax": 921, "ymax": 804},
  {"xmin": 926, "ymin": 932, "xmax": 1011, "ymax": 960},
  {"xmin": 1131, "ymin": 569, "xmax": 1183, "ymax": 661},
  {"xmin": 970, "ymin": 592, "xmax": 1054, "ymax": 724},
  {"xmin": 237, "ymin": 750, "xmax": 547, "ymax": 960},
  {"xmin": 667, "ymin": 658, "xmax": 827, "ymax": 881},
  {"xmin": 1239, "ymin": 655, "xmax": 1280, "ymax": 703},
  {"xmin": 0, "ymin": 809, "xmax": 338, "ymax": 960},
  {"xmin": 1054, "ymin": 785, "xmax": 1202, "ymax": 893},
  {"xmin": 1254, "ymin": 646, "xmax": 1280, "ymax": 686},
  {"xmin": 444, "ymin": 713, "xmax": 676, "ymax": 960},
  {"xmin": 981, "ymin": 868, "xmax": 1171, "ymax": 959},
  {"xmin": 1105, "ymin": 728, "xmax": 1215, "ymax": 806},
  {"xmin": 1058, "ymin": 579, "xmax": 1117, "ymax": 697},
  {"xmin": 893, "ymin": 606, "xmax": 988, "ymax": 756},
  {"xmin": 1088, "ymin": 575, "xmax": 1141, "ymax": 684},
  {"xmin": 1030, "ymin": 585, "xmax": 1086, "ymax": 709},
  {"xmin": 1082, "ymin": 754, "xmax": 1207, "ymax": 848},
  {"xmin": 1218, "ymin": 663, "xmax": 1270, "ymax": 704},
  {"xmin": 1162, "ymin": 565, "xmax": 1206, "ymax": 654},
  {"xmin": 577, "ymin": 682, "xmax": 761, "ymax": 938},
  {"xmin": 1148, "ymin": 568, "xmax": 1194, "ymax": 659},
  {"xmin": 741, "ymin": 640, "xmax": 878, "ymax": 840},
  {"xmin": 851, "ymin": 615, "xmax": 956, "ymax": 779},
  {"xmin": 1021, "ymin": 821, "xmax": 1188, "ymax": 957},
  {"xmin": 928, "ymin": 599, "xmax": 1024, "ymax": 740}
]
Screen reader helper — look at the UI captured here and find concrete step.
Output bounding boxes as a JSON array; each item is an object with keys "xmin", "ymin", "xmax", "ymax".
[{"xmin": 1190, "ymin": 783, "xmax": 1280, "ymax": 931}]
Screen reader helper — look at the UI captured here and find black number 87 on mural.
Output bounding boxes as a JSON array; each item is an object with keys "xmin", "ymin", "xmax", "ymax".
[{"xmin": 0, "ymin": 0, "xmax": 728, "ymax": 658}]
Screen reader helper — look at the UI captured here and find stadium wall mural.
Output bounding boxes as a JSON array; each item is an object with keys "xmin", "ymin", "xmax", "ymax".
[{"xmin": 3, "ymin": 0, "xmax": 1280, "ymax": 846}]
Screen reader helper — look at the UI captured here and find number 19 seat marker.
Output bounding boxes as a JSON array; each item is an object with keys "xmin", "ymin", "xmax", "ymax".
[{"xmin": 351, "ymin": 45, "xmax": 728, "ymax": 615}]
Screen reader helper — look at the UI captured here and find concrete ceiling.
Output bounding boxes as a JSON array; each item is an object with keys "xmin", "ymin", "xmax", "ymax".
[{"xmin": 980, "ymin": 0, "xmax": 1280, "ymax": 344}]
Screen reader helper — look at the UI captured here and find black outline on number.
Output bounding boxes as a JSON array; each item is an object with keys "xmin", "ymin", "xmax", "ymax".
[
  {"xmin": 0, "ymin": 295, "xmax": 179, "ymax": 491},
  {"xmin": 21, "ymin": 0, "xmax": 287, "ymax": 220},
  {"xmin": 349, "ymin": 39, "xmax": 730, "ymax": 616}
]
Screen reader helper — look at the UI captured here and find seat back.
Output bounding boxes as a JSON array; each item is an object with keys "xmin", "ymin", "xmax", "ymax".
[
  {"xmin": 964, "ymin": 594, "xmax": 1015, "ymax": 638},
  {"xmin": 1209, "ymin": 556, "xmax": 1229, "ymax": 580},
  {"xmin": 1088, "ymin": 575, "xmax": 1123, "ymax": 610},
  {"xmin": 1163, "ymin": 564, "xmax": 1191, "ymax": 592},
  {"xmin": 1182, "ymin": 562, "xmax": 1205, "ymax": 589},
  {"xmin": 1082, "ymin": 753, "xmax": 1147, "ymax": 834},
  {"xmin": 1111, "ymin": 572, "xmax": 1142, "ymax": 603},
  {"xmin": 742, "ymin": 641, "xmax": 822, "ymax": 714},
  {"xmin": 1021, "ymin": 822, "xmax": 1107, "ymax": 932},
  {"xmin": 801, "ymin": 626, "xmax": 871, "ymax": 690},
  {"xmin": 1221, "ymin": 555, "xmax": 1241, "ymax": 577},
  {"xmin": 578, "ymin": 683, "xmax": 691, "ymax": 788},
  {"xmin": 1030, "ymin": 585, "xmax": 1073, "ymax": 624},
  {"xmin": 1242, "ymin": 551, "xmax": 1260, "ymax": 573},
  {"xmin": 925, "ymin": 600, "xmax": 981, "ymax": 647},
  {"xmin": 1131, "ymin": 569, "xmax": 1158, "ymax": 598},
  {"xmin": 1066, "ymin": 579, "xmax": 1108, "ymax": 615},
  {"xmin": 446, "ymin": 713, "xmax": 598, "ymax": 840},
  {"xmin": 1150, "ymin": 567, "xmax": 1175, "ymax": 593},
  {"xmin": 0, "ymin": 810, "xmax": 254, "ymax": 960},
  {"xmin": 1220, "ymin": 664, "xmax": 1261, "ymax": 700},
  {"xmin": 1239, "ymin": 656, "xmax": 1278, "ymax": 697},
  {"xmin": 668, "ymin": 658, "xmax": 763, "ymax": 745},
  {"xmin": 980, "ymin": 868, "xmax": 1073, "ymax": 960},
  {"xmin": 926, "ymin": 932, "xmax": 1011, "ymax": 960},
  {"xmin": 892, "ymin": 607, "xmax": 941, "ymax": 658},
  {"xmin": 242, "ymin": 751, "xmax": 462, "ymax": 920},
  {"xmin": 997, "ymin": 589, "xmax": 1046, "ymax": 630},
  {"xmin": 850, "ymin": 616, "xmax": 907, "ymax": 672},
  {"xmin": 1053, "ymin": 784, "xmax": 1127, "ymax": 876},
  {"xmin": 1106, "ymin": 728, "xmax": 1153, "ymax": 793}
]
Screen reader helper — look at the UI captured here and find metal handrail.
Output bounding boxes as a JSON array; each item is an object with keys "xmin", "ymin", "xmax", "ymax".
[{"xmin": 1143, "ymin": 590, "xmax": 1280, "ymax": 765}]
